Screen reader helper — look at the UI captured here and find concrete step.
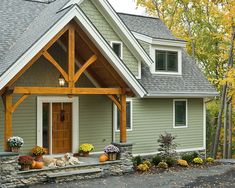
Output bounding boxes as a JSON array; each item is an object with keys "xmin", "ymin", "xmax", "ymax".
[{"xmin": 46, "ymin": 168, "xmax": 103, "ymax": 179}]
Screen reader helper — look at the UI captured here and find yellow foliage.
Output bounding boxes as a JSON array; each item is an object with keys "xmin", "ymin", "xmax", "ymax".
[
  {"xmin": 137, "ymin": 163, "xmax": 150, "ymax": 171},
  {"xmin": 177, "ymin": 159, "xmax": 188, "ymax": 167},
  {"xmin": 193, "ymin": 157, "xmax": 203, "ymax": 164}
]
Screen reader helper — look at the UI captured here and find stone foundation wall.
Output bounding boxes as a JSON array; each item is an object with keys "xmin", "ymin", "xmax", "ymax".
[{"xmin": 0, "ymin": 146, "xmax": 134, "ymax": 188}]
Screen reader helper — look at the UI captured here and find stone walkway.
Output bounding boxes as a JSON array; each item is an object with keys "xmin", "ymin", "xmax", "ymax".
[{"xmin": 32, "ymin": 164, "xmax": 235, "ymax": 188}]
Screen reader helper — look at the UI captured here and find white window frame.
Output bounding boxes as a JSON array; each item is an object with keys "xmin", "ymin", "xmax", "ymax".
[
  {"xmin": 113, "ymin": 98, "xmax": 133, "ymax": 132},
  {"xmin": 110, "ymin": 41, "xmax": 123, "ymax": 59},
  {"xmin": 37, "ymin": 96, "xmax": 79, "ymax": 154},
  {"xmin": 150, "ymin": 45, "xmax": 182, "ymax": 75},
  {"xmin": 173, "ymin": 99, "xmax": 188, "ymax": 128}
]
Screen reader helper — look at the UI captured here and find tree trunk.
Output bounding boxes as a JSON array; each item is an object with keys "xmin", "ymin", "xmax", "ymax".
[
  {"xmin": 228, "ymin": 102, "xmax": 232, "ymax": 158},
  {"xmin": 223, "ymin": 99, "xmax": 228, "ymax": 159},
  {"xmin": 212, "ymin": 84, "xmax": 227, "ymax": 158}
]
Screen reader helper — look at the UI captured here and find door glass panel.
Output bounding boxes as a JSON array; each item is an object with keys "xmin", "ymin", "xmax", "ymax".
[{"xmin": 43, "ymin": 103, "xmax": 50, "ymax": 150}]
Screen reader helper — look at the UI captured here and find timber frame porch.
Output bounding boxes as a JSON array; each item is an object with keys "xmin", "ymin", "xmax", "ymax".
[{"xmin": 1, "ymin": 21, "xmax": 134, "ymax": 151}]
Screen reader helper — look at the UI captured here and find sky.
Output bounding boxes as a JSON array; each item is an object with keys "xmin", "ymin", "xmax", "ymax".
[{"xmin": 108, "ymin": 0, "xmax": 146, "ymax": 15}]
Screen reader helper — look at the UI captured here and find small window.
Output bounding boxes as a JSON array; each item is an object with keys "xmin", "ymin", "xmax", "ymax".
[
  {"xmin": 173, "ymin": 99, "xmax": 187, "ymax": 128},
  {"xmin": 111, "ymin": 41, "xmax": 123, "ymax": 59},
  {"xmin": 155, "ymin": 50, "xmax": 178, "ymax": 72},
  {"xmin": 114, "ymin": 99, "xmax": 132, "ymax": 131}
]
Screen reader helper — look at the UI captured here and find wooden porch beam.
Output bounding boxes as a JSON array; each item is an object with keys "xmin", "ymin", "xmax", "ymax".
[
  {"xmin": 11, "ymin": 94, "xmax": 29, "ymax": 113},
  {"xmin": 4, "ymin": 94, "xmax": 13, "ymax": 151},
  {"xmin": 108, "ymin": 95, "xmax": 121, "ymax": 111},
  {"xmin": 12, "ymin": 87, "xmax": 126, "ymax": 95},
  {"xmin": 68, "ymin": 25, "xmax": 75, "ymax": 88},
  {"xmin": 120, "ymin": 94, "xmax": 127, "ymax": 143},
  {"xmin": 74, "ymin": 55, "xmax": 97, "ymax": 83},
  {"xmin": 43, "ymin": 51, "xmax": 69, "ymax": 82}
]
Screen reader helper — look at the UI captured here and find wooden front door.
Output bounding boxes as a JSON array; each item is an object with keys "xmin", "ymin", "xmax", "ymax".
[{"xmin": 52, "ymin": 103, "xmax": 72, "ymax": 154}]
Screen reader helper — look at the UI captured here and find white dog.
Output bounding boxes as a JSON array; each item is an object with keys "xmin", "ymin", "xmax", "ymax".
[{"xmin": 63, "ymin": 153, "xmax": 83, "ymax": 165}]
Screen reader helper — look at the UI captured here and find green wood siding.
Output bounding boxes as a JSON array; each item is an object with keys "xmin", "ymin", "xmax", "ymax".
[
  {"xmin": 79, "ymin": 0, "xmax": 139, "ymax": 76},
  {"xmin": 115, "ymin": 98, "xmax": 204, "ymax": 154}
]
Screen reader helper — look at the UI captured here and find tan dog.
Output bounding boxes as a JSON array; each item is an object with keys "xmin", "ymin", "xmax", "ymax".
[{"xmin": 63, "ymin": 153, "xmax": 83, "ymax": 165}]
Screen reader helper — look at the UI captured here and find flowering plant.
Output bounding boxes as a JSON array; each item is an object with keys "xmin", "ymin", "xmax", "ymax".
[
  {"xmin": 18, "ymin": 156, "xmax": 34, "ymax": 165},
  {"xmin": 104, "ymin": 144, "xmax": 119, "ymax": 153},
  {"xmin": 79, "ymin": 144, "xmax": 94, "ymax": 152},
  {"xmin": 32, "ymin": 146, "xmax": 47, "ymax": 156},
  {"xmin": 7, "ymin": 136, "xmax": 24, "ymax": 148},
  {"xmin": 193, "ymin": 157, "xmax": 203, "ymax": 164}
]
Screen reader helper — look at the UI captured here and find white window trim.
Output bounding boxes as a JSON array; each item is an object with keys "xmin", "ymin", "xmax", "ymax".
[
  {"xmin": 37, "ymin": 96, "xmax": 79, "ymax": 154},
  {"xmin": 136, "ymin": 61, "xmax": 142, "ymax": 79},
  {"xmin": 150, "ymin": 45, "xmax": 182, "ymax": 75},
  {"xmin": 113, "ymin": 98, "xmax": 133, "ymax": 132},
  {"xmin": 173, "ymin": 99, "xmax": 188, "ymax": 128},
  {"xmin": 110, "ymin": 41, "xmax": 123, "ymax": 59}
]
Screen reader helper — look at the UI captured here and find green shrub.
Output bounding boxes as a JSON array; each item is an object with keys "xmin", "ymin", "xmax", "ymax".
[
  {"xmin": 132, "ymin": 156, "xmax": 142, "ymax": 166},
  {"xmin": 157, "ymin": 161, "xmax": 168, "ymax": 169},
  {"xmin": 152, "ymin": 155, "xmax": 162, "ymax": 166},
  {"xmin": 165, "ymin": 157, "xmax": 176, "ymax": 167},
  {"xmin": 158, "ymin": 132, "xmax": 177, "ymax": 158},
  {"xmin": 181, "ymin": 152, "xmax": 199, "ymax": 163}
]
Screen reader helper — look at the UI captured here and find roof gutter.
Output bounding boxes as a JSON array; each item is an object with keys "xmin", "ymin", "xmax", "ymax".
[{"xmin": 144, "ymin": 92, "xmax": 219, "ymax": 98}]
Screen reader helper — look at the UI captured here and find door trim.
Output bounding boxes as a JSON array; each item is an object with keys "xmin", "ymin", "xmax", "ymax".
[{"xmin": 37, "ymin": 96, "xmax": 79, "ymax": 154}]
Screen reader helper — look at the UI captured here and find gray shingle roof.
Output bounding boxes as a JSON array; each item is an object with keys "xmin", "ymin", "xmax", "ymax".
[
  {"xmin": 0, "ymin": 0, "xmax": 70, "ymax": 76},
  {"xmin": 118, "ymin": 13, "xmax": 184, "ymax": 41},
  {"xmin": 139, "ymin": 50, "xmax": 217, "ymax": 95}
]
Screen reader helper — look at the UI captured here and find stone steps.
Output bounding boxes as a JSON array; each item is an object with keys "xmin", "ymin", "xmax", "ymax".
[{"xmin": 46, "ymin": 167, "xmax": 103, "ymax": 183}]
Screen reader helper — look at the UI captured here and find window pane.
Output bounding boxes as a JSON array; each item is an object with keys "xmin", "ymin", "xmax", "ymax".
[
  {"xmin": 167, "ymin": 52, "xmax": 178, "ymax": 71},
  {"xmin": 175, "ymin": 101, "xmax": 186, "ymax": 126},
  {"xmin": 155, "ymin": 51, "xmax": 166, "ymax": 70},
  {"xmin": 112, "ymin": 43, "xmax": 121, "ymax": 58},
  {"xmin": 117, "ymin": 102, "xmax": 131, "ymax": 130},
  {"xmin": 43, "ymin": 103, "xmax": 50, "ymax": 150}
]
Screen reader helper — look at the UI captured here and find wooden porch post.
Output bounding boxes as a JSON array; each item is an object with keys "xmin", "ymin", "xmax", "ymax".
[
  {"xmin": 120, "ymin": 94, "xmax": 126, "ymax": 143},
  {"xmin": 4, "ymin": 94, "xmax": 13, "ymax": 151},
  {"xmin": 68, "ymin": 26, "xmax": 75, "ymax": 88}
]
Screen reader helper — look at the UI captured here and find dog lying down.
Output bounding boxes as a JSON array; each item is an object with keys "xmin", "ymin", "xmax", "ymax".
[{"xmin": 44, "ymin": 153, "xmax": 84, "ymax": 167}]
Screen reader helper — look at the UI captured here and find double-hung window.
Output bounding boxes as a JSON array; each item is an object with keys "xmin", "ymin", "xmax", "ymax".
[
  {"xmin": 155, "ymin": 50, "xmax": 178, "ymax": 72},
  {"xmin": 114, "ymin": 99, "xmax": 132, "ymax": 131},
  {"xmin": 173, "ymin": 99, "xmax": 188, "ymax": 128}
]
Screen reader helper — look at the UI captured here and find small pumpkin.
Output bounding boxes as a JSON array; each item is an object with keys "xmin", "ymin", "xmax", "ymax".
[
  {"xmin": 99, "ymin": 154, "xmax": 108, "ymax": 162},
  {"xmin": 34, "ymin": 161, "xmax": 44, "ymax": 169},
  {"xmin": 31, "ymin": 160, "xmax": 36, "ymax": 169}
]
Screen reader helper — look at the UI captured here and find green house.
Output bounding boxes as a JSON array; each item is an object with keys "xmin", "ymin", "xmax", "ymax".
[{"xmin": 0, "ymin": 0, "xmax": 217, "ymax": 155}]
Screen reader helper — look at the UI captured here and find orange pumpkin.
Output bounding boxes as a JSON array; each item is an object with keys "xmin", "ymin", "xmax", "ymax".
[
  {"xmin": 34, "ymin": 161, "xmax": 44, "ymax": 169},
  {"xmin": 99, "ymin": 154, "xmax": 108, "ymax": 162},
  {"xmin": 31, "ymin": 160, "xmax": 36, "ymax": 169}
]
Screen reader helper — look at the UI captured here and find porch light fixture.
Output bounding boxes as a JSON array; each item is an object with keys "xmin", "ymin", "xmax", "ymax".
[{"xmin": 58, "ymin": 75, "xmax": 65, "ymax": 87}]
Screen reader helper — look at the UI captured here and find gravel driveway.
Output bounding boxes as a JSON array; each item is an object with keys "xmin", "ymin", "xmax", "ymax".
[{"xmin": 32, "ymin": 164, "xmax": 235, "ymax": 188}]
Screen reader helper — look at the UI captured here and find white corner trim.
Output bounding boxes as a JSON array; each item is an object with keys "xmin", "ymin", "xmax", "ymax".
[
  {"xmin": 37, "ymin": 96, "xmax": 79, "ymax": 154},
  {"xmin": 133, "ymin": 147, "xmax": 206, "ymax": 157},
  {"xmin": 0, "ymin": 6, "xmax": 146, "ymax": 97},
  {"xmin": 203, "ymin": 98, "xmax": 206, "ymax": 150},
  {"xmin": 173, "ymin": 99, "xmax": 188, "ymax": 128},
  {"xmin": 113, "ymin": 98, "xmax": 133, "ymax": 132},
  {"xmin": 110, "ymin": 41, "xmax": 123, "ymax": 59},
  {"xmin": 92, "ymin": 0, "xmax": 153, "ymax": 67},
  {"xmin": 150, "ymin": 45, "xmax": 182, "ymax": 75},
  {"xmin": 133, "ymin": 31, "xmax": 187, "ymax": 47},
  {"xmin": 136, "ymin": 61, "xmax": 141, "ymax": 79}
]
